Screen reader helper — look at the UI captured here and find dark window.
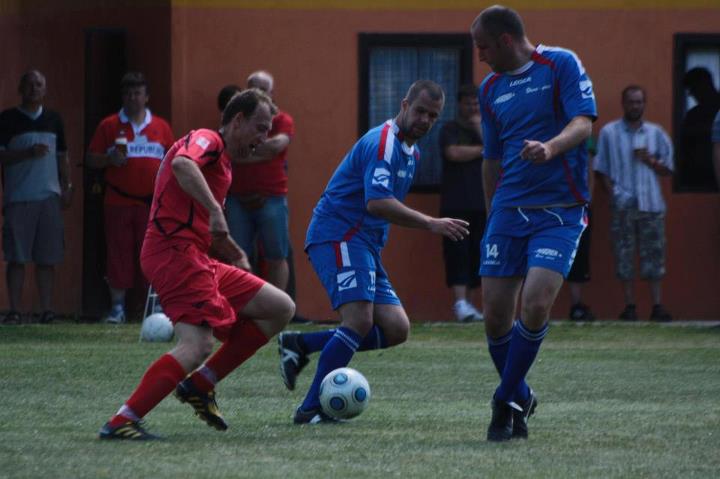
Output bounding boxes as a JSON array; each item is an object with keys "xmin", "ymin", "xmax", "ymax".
[
  {"xmin": 359, "ymin": 34, "xmax": 474, "ymax": 192},
  {"xmin": 673, "ymin": 33, "xmax": 720, "ymax": 192}
]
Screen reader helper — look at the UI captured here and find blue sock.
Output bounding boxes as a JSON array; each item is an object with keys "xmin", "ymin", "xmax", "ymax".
[
  {"xmin": 300, "ymin": 327, "xmax": 362, "ymax": 411},
  {"xmin": 494, "ymin": 320, "xmax": 549, "ymax": 403},
  {"xmin": 487, "ymin": 323, "xmax": 530, "ymax": 402},
  {"xmin": 299, "ymin": 326, "xmax": 387, "ymax": 354}
]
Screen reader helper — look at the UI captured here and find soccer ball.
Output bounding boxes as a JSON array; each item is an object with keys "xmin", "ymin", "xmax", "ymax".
[
  {"xmin": 140, "ymin": 312, "xmax": 174, "ymax": 342},
  {"xmin": 319, "ymin": 367, "xmax": 371, "ymax": 420}
]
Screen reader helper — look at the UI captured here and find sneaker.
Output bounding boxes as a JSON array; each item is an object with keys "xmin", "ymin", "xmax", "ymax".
[
  {"xmin": 511, "ymin": 389, "xmax": 538, "ymax": 439},
  {"xmin": 98, "ymin": 420, "xmax": 161, "ymax": 440},
  {"xmin": 103, "ymin": 304, "xmax": 126, "ymax": 324},
  {"xmin": 293, "ymin": 406, "xmax": 342, "ymax": 425},
  {"xmin": 619, "ymin": 304, "xmax": 638, "ymax": 321},
  {"xmin": 486, "ymin": 398, "xmax": 516, "ymax": 442},
  {"xmin": 278, "ymin": 332, "xmax": 309, "ymax": 391},
  {"xmin": 569, "ymin": 303, "xmax": 595, "ymax": 321},
  {"xmin": 454, "ymin": 300, "xmax": 483, "ymax": 323},
  {"xmin": 39, "ymin": 310, "xmax": 56, "ymax": 324},
  {"xmin": 650, "ymin": 304, "xmax": 672, "ymax": 322},
  {"xmin": 174, "ymin": 379, "xmax": 228, "ymax": 431}
]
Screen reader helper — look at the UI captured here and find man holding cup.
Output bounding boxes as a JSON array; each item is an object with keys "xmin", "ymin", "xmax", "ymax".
[
  {"xmin": 594, "ymin": 85, "xmax": 674, "ymax": 322},
  {"xmin": 87, "ymin": 72, "xmax": 174, "ymax": 323}
]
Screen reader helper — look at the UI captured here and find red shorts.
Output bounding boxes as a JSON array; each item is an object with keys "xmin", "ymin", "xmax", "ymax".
[
  {"xmin": 105, "ymin": 204, "xmax": 150, "ymax": 289},
  {"xmin": 140, "ymin": 241, "xmax": 265, "ymax": 341}
]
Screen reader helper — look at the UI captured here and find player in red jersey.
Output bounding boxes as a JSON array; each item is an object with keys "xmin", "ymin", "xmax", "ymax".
[{"xmin": 98, "ymin": 88, "xmax": 295, "ymax": 440}]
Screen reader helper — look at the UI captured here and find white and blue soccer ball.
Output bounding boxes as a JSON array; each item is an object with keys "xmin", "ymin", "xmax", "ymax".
[
  {"xmin": 140, "ymin": 312, "xmax": 174, "ymax": 342},
  {"xmin": 319, "ymin": 367, "xmax": 371, "ymax": 420}
]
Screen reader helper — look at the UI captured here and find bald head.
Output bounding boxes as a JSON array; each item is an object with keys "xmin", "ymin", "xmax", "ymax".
[
  {"xmin": 472, "ymin": 4, "xmax": 525, "ymax": 41},
  {"xmin": 247, "ymin": 70, "xmax": 274, "ymax": 96}
]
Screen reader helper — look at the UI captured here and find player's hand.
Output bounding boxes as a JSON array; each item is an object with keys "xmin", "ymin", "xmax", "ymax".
[
  {"xmin": 520, "ymin": 140, "xmax": 553, "ymax": 164},
  {"xmin": 108, "ymin": 149, "xmax": 127, "ymax": 166},
  {"xmin": 429, "ymin": 217, "xmax": 469, "ymax": 241},
  {"xmin": 28, "ymin": 143, "xmax": 49, "ymax": 158}
]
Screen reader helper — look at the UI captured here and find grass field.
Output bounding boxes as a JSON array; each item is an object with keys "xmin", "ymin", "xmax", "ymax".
[{"xmin": 1, "ymin": 321, "xmax": 718, "ymax": 478}]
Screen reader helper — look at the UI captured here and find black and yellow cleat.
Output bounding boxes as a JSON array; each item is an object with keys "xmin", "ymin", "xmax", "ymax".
[
  {"xmin": 98, "ymin": 420, "xmax": 161, "ymax": 441},
  {"xmin": 174, "ymin": 379, "xmax": 228, "ymax": 431}
]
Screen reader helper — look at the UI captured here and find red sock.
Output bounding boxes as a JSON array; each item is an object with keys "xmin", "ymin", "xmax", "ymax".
[
  {"xmin": 190, "ymin": 319, "xmax": 269, "ymax": 393},
  {"xmin": 110, "ymin": 353, "xmax": 186, "ymax": 426}
]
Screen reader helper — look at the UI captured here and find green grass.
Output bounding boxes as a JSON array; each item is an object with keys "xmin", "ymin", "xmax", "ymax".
[{"xmin": 1, "ymin": 321, "xmax": 718, "ymax": 478}]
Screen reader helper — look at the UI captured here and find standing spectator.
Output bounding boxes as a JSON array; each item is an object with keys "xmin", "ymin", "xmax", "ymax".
[
  {"xmin": 712, "ymin": 110, "xmax": 720, "ymax": 188},
  {"xmin": 98, "ymin": 89, "xmax": 294, "ymax": 440},
  {"xmin": 217, "ymin": 80, "xmax": 311, "ymax": 324},
  {"xmin": 678, "ymin": 67, "xmax": 720, "ymax": 191},
  {"xmin": 87, "ymin": 72, "xmax": 174, "ymax": 324},
  {"xmin": 594, "ymin": 85, "xmax": 674, "ymax": 322},
  {"xmin": 472, "ymin": 5, "xmax": 597, "ymax": 441},
  {"xmin": 0, "ymin": 70, "xmax": 72, "ymax": 324},
  {"xmin": 277, "ymin": 81, "xmax": 468, "ymax": 424},
  {"xmin": 225, "ymin": 71, "xmax": 293, "ymax": 293},
  {"xmin": 566, "ymin": 136, "xmax": 597, "ymax": 321},
  {"xmin": 438, "ymin": 84, "xmax": 485, "ymax": 322}
]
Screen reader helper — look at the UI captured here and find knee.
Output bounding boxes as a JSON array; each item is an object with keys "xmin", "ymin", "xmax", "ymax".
[
  {"xmin": 279, "ymin": 295, "xmax": 296, "ymax": 325},
  {"xmin": 521, "ymin": 294, "xmax": 553, "ymax": 324},
  {"xmin": 381, "ymin": 311, "xmax": 410, "ymax": 346}
]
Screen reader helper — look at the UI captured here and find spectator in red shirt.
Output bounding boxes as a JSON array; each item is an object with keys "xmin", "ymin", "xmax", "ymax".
[
  {"xmin": 87, "ymin": 72, "xmax": 174, "ymax": 324},
  {"xmin": 225, "ymin": 71, "xmax": 293, "ymax": 293},
  {"xmin": 98, "ymin": 88, "xmax": 294, "ymax": 440}
]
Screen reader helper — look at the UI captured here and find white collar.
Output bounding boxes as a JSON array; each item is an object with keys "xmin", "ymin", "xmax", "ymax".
[
  {"xmin": 18, "ymin": 105, "xmax": 43, "ymax": 120},
  {"xmin": 388, "ymin": 120, "xmax": 416, "ymax": 156},
  {"xmin": 119, "ymin": 108, "xmax": 152, "ymax": 134}
]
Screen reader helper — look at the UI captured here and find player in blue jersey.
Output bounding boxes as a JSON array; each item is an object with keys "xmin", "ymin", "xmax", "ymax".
[
  {"xmin": 278, "ymin": 80, "xmax": 470, "ymax": 424},
  {"xmin": 471, "ymin": 5, "xmax": 597, "ymax": 441}
]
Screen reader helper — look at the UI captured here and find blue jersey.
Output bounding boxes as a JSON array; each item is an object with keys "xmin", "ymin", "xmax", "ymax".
[
  {"xmin": 306, "ymin": 120, "xmax": 419, "ymax": 250},
  {"xmin": 479, "ymin": 44, "xmax": 597, "ymax": 208}
]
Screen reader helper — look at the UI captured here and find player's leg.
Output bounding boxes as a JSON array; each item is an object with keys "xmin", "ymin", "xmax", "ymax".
[
  {"xmin": 294, "ymin": 300, "xmax": 374, "ymax": 423},
  {"xmin": 99, "ymin": 322, "xmax": 213, "ymax": 440},
  {"xmin": 177, "ymin": 266, "xmax": 293, "ymax": 429}
]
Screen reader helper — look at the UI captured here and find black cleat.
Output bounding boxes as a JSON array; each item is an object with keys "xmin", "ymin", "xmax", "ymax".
[
  {"xmin": 293, "ymin": 406, "xmax": 342, "ymax": 425},
  {"xmin": 175, "ymin": 379, "xmax": 228, "ymax": 431},
  {"xmin": 511, "ymin": 390, "xmax": 538, "ymax": 439},
  {"xmin": 619, "ymin": 304, "xmax": 638, "ymax": 321},
  {"xmin": 487, "ymin": 398, "xmax": 516, "ymax": 442},
  {"xmin": 278, "ymin": 332, "xmax": 309, "ymax": 391},
  {"xmin": 98, "ymin": 420, "xmax": 161, "ymax": 440}
]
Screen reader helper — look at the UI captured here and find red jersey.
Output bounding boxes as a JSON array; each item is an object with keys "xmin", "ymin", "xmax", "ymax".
[
  {"xmin": 229, "ymin": 110, "xmax": 294, "ymax": 196},
  {"xmin": 88, "ymin": 109, "xmax": 174, "ymax": 206},
  {"xmin": 144, "ymin": 129, "xmax": 232, "ymax": 253}
]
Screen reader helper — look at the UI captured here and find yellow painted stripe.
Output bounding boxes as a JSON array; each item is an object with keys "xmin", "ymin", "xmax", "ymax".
[{"xmin": 170, "ymin": 0, "xmax": 720, "ymax": 9}]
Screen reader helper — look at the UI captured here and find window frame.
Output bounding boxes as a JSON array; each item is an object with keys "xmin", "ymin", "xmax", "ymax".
[
  {"xmin": 358, "ymin": 33, "xmax": 475, "ymax": 193},
  {"xmin": 672, "ymin": 32, "xmax": 720, "ymax": 193}
]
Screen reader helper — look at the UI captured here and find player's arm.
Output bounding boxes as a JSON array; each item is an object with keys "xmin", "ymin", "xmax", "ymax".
[
  {"xmin": 366, "ymin": 197, "xmax": 468, "ymax": 241},
  {"xmin": 171, "ymin": 155, "xmax": 249, "ymax": 268},
  {"xmin": 482, "ymin": 158, "xmax": 501, "ymax": 212},
  {"xmin": 521, "ymin": 115, "xmax": 593, "ymax": 163},
  {"xmin": 238, "ymin": 133, "xmax": 291, "ymax": 164}
]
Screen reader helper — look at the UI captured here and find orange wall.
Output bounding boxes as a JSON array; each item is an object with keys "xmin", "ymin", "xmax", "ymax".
[
  {"xmin": 1, "ymin": 3, "xmax": 718, "ymax": 319},
  {"xmin": 170, "ymin": 6, "xmax": 720, "ymax": 320},
  {"xmin": 0, "ymin": 4, "xmax": 171, "ymax": 315}
]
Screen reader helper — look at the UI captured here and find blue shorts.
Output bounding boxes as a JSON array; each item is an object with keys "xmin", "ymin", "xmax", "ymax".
[
  {"xmin": 225, "ymin": 195, "xmax": 289, "ymax": 260},
  {"xmin": 307, "ymin": 240, "xmax": 401, "ymax": 310},
  {"xmin": 479, "ymin": 205, "xmax": 587, "ymax": 278}
]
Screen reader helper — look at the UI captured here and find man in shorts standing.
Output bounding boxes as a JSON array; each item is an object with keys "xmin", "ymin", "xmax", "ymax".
[
  {"xmin": 98, "ymin": 89, "xmax": 294, "ymax": 440},
  {"xmin": 0, "ymin": 70, "xmax": 72, "ymax": 324},
  {"xmin": 471, "ymin": 5, "xmax": 597, "ymax": 441}
]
